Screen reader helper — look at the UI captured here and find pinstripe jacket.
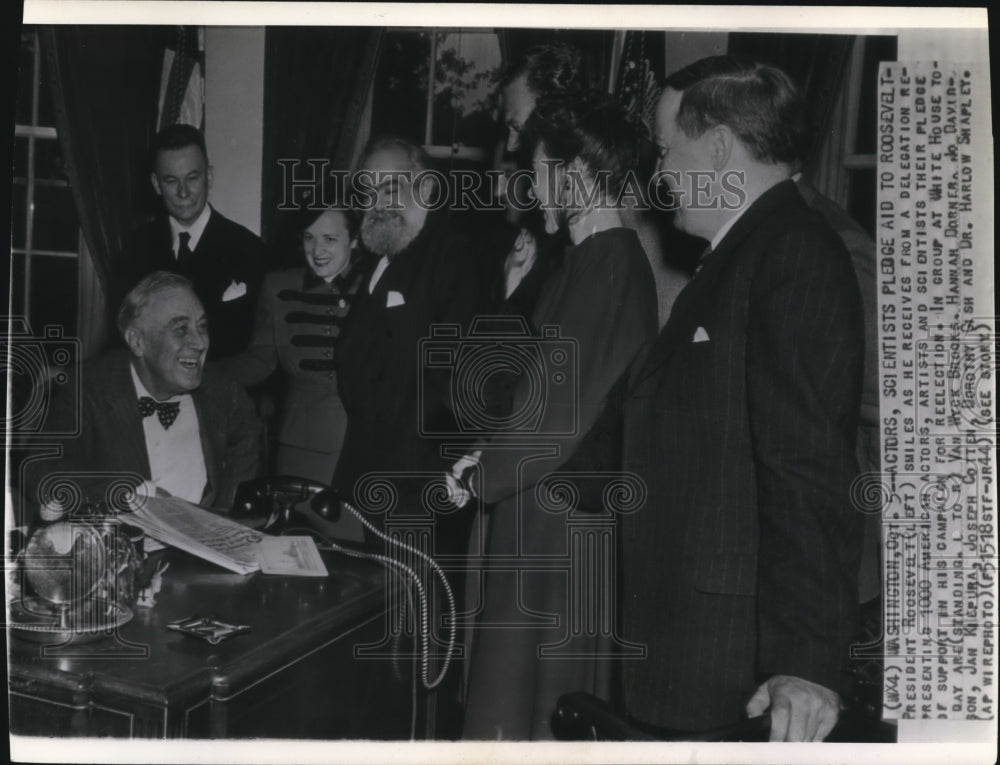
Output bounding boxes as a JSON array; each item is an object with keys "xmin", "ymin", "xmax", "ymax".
[{"xmin": 619, "ymin": 180, "xmax": 865, "ymax": 731}]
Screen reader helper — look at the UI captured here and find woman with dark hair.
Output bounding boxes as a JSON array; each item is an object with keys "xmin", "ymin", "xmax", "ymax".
[
  {"xmin": 458, "ymin": 91, "xmax": 659, "ymax": 740},
  {"xmin": 219, "ymin": 207, "xmax": 368, "ymax": 494}
]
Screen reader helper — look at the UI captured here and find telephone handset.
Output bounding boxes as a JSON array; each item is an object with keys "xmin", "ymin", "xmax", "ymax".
[
  {"xmin": 232, "ymin": 475, "xmax": 340, "ymax": 536},
  {"xmin": 231, "ymin": 476, "xmax": 456, "ymax": 690}
]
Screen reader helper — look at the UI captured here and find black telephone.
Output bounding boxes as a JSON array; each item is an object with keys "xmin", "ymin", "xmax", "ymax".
[
  {"xmin": 234, "ymin": 475, "xmax": 457, "ymax": 691},
  {"xmin": 232, "ymin": 476, "xmax": 346, "ymax": 543}
]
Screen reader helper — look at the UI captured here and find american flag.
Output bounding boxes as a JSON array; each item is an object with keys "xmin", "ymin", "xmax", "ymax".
[{"xmin": 158, "ymin": 26, "xmax": 205, "ymax": 131}]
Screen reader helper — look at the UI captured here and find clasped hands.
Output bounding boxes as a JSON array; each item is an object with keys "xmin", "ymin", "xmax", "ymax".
[
  {"xmin": 746, "ymin": 674, "xmax": 843, "ymax": 742},
  {"xmin": 444, "ymin": 451, "xmax": 481, "ymax": 508}
]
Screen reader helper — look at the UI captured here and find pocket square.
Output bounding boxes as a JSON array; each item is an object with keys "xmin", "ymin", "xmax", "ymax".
[
  {"xmin": 692, "ymin": 326, "xmax": 710, "ymax": 343},
  {"xmin": 222, "ymin": 280, "xmax": 247, "ymax": 302},
  {"xmin": 386, "ymin": 290, "xmax": 406, "ymax": 308}
]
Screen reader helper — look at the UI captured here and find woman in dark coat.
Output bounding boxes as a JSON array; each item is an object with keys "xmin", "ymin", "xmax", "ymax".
[
  {"xmin": 220, "ymin": 208, "xmax": 367, "ymax": 489},
  {"xmin": 459, "ymin": 93, "xmax": 659, "ymax": 739}
]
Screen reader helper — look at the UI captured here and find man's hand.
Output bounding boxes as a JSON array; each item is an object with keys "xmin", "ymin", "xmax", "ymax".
[
  {"xmin": 745, "ymin": 675, "xmax": 841, "ymax": 741},
  {"xmin": 445, "ymin": 450, "xmax": 482, "ymax": 508}
]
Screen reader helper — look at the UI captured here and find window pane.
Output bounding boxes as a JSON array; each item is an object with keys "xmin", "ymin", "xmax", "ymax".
[
  {"xmin": 12, "ymin": 187, "xmax": 28, "ymax": 249},
  {"xmin": 29, "ymin": 256, "xmax": 78, "ymax": 335},
  {"xmin": 35, "ymin": 138, "xmax": 70, "ymax": 183},
  {"xmin": 431, "ymin": 32, "xmax": 502, "ymax": 150},
  {"xmin": 371, "ymin": 31, "xmax": 431, "ymax": 146},
  {"xmin": 33, "ymin": 185, "xmax": 79, "ymax": 252},
  {"xmin": 14, "ymin": 136, "xmax": 29, "ymax": 180},
  {"xmin": 17, "ymin": 31, "xmax": 35, "ymax": 126},
  {"xmin": 37, "ymin": 67, "xmax": 57, "ymax": 128}
]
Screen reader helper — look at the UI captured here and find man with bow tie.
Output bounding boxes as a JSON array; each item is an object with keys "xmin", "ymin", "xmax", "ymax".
[
  {"xmin": 619, "ymin": 57, "xmax": 865, "ymax": 742},
  {"xmin": 115, "ymin": 124, "xmax": 268, "ymax": 360},
  {"xmin": 26, "ymin": 272, "xmax": 262, "ymax": 513}
]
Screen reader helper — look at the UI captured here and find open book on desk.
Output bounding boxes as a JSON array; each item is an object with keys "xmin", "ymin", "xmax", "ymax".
[{"xmin": 126, "ymin": 495, "xmax": 264, "ymax": 575}]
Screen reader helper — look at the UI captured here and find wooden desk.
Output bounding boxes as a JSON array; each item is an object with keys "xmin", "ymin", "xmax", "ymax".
[{"xmin": 8, "ymin": 550, "xmax": 421, "ymax": 739}]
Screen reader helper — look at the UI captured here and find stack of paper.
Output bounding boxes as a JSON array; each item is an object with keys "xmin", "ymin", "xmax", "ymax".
[{"xmin": 126, "ymin": 495, "xmax": 263, "ymax": 575}]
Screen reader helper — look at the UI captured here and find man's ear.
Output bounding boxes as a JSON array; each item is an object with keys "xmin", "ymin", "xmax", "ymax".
[
  {"xmin": 150, "ymin": 172, "xmax": 162, "ymax": 197},
  {"xmin": 206, "ymin": 164, "xmax": 214, "ymax": 192},
  {"xmin": 709, "ymin": 125, "xmax": 736, "ymax": 171},
  {"xmin": 124, "ymin": 326, "xmax": 144, "ymax": 357}
]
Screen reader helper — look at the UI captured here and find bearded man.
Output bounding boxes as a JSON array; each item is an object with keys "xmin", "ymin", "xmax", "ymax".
[
  {"xmin": 334, "ymin": 138, "xmax": 485, "ymax": 507},
  {"xmin": 333, "ymin": 137, "xmax": 485, "ymax": 738}
]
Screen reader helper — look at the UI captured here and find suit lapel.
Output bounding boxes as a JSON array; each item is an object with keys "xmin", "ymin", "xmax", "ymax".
[
  {"xmin": 634, "ymin": 180, "xmax": 798, "ymax": 387},
  {"xmin": 101, "ymin": 354, "xmax": 153, "ymax": 479},
  {"xmin": 191, "ymin": 387, "xmax": 218, "ymax": 506}
]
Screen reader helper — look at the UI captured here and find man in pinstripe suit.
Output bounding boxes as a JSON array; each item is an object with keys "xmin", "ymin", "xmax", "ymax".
[{"xmin": 619, "ymin": 57, "xmax": 865, "ymax": 741}]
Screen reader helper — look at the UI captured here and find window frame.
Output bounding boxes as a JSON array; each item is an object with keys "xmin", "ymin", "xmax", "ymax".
[
  {"xmin": 11, "ymin": 29, "xmax": 80, "ymax": 326},
  {"xmin": 379, "ymin": 27, "xmax": 502, "ymax": 163}
]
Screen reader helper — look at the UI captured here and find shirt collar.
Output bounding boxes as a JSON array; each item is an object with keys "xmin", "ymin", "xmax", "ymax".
[
  {"xmin": 170, "ymin": 204, "xmax": 213, "ymax": 253},
  {"xmin": 129, "ymin": 360, "xmax": 187, "ymax": 404}
]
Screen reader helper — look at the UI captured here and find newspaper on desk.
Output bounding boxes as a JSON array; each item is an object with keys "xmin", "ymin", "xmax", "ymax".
[
  {"xmin": 127, "ymin": 494, "xmax": 264, "ymax": 574},
  {"xmin": 127, "ymin": 495, "xmax": 329, "ymax": 576}
]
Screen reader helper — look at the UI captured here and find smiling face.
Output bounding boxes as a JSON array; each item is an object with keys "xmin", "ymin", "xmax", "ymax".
[
  {"xmin": 303, "ymin": 210, "xmax": 353, "ymax": 279},
  {"xmin": 150, "ymin": 144, "xmax": 212, "ymax": 227},
  {"xmin": 360, "ymin": 145, "xmax": 429, "ymax": 258},
  {"xmin": 126, "ymin": 286, "xmax": 209, "ymax": 400}
]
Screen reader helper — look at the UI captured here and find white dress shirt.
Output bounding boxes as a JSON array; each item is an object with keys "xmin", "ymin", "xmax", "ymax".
[
  {"xmin": 169, "ymin": 204, "xmax": 212, "ymax": 257},
  {"xmin": 130, "ymin": 364, "xmax": 207, "ymax": 503},
  {"xmin": 368, "ymin": 255, "xmax": 390, "ymax": 292}
]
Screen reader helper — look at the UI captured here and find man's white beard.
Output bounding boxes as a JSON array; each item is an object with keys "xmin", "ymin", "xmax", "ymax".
[{"xmin": 361, "ymin": 209, "xmax": 422, "ymax": 258}]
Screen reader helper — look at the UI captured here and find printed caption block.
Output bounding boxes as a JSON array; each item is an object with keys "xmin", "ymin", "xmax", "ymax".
[{"xmin": 877, "ymin": 61, "xmax": 996, "ymax": 721}]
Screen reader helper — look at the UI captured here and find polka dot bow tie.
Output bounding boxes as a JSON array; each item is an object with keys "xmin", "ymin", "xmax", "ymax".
[{"xmin": 138, "ymin": 396, "xmax": 181, "ymax": 429}]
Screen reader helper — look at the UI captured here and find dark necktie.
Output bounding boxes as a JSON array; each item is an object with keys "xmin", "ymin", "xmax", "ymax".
[
  {"xmin": 177, "ymin": 231, "xmax": 193, "ymax": 266},
  {"xmin": 138, "ymin": 396, "xmax": 181, "ymax": 429}
]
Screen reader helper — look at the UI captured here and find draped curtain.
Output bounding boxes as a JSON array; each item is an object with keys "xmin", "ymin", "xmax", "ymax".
[
  {"xmin": 808, "ymin": 43, "xmax": 855, "ymax": 208},
  {"xmin": 39, "ymin": 26, "xmax": 164, "ymax": 355},
  {"xmin": 260, "ymin": 27, "xmax": 384, "ymax": 259}
]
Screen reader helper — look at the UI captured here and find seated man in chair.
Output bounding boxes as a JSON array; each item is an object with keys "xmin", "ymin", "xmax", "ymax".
[{"xmin": 25, "ymin": 271, "xmax": 263, "ymax": 517}]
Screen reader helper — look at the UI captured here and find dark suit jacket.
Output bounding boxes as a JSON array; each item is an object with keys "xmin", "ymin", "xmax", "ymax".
[
  {"xmin": 24, "ymin": 349, "xmax": 263, "ymax": 514},
  {"xmin": 333, "ymin": 214, "xmax": 485, "ymax": 500},
  {"xmin": 117, "ymin": 207, "xmax": 268, "ymax": 359},
  {"xmin": 620, "ymin": 180, "xmax": 865, "ymax": 731},
  {"xmin": 796, "ymin": 177, "xmax": 882, "ymax": 603}
]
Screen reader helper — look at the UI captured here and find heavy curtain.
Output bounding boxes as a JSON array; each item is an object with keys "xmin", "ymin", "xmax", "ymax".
[
  {"xmin": 260, "ymin": 26, "xmax": 384, "ymax": 255},
  {"xmin": 39, "ymin": 26, "xmax": 164, "ymax": 353}
]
